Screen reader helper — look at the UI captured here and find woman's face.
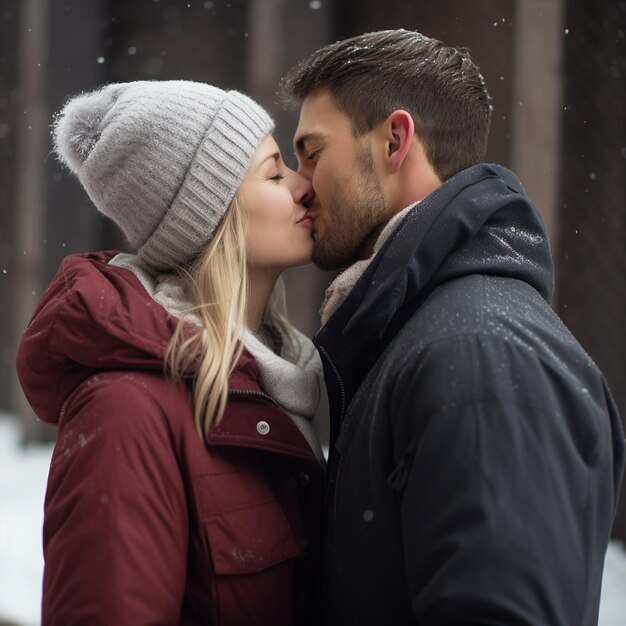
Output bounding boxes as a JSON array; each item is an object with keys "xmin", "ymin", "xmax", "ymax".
[{"xmin": 238, "ymin": 134, "xmax": 315, "ymax": 272}]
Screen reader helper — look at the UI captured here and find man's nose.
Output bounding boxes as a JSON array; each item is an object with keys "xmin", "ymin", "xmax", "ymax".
[
  {"xmin": 296, "ymin": 158, "xmax": 313, "ymax": 182},
  {"xmin": 292, "ymin": 172, "xmax": 315, "ymax": 207}
]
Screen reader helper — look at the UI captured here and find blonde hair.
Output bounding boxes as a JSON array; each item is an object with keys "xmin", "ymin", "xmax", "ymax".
[{"xmin": 165, "ymin": 196, "xmax": 290, "ymax": 439}]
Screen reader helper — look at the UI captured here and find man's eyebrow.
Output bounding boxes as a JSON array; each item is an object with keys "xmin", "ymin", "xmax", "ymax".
[{"xmin": 294, "ymin": 132, "xmax": 324, "ymax": 154}]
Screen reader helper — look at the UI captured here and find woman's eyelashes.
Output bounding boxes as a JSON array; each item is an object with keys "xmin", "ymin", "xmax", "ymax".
[{"xmin": 269, "ymin": 171, "xmax": 285, "ymax": 182}]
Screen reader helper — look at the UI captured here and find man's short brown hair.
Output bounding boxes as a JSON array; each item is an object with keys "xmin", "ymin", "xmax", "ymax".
[{"xmin": 280, "ymin": 29, "xmax": 492, "ymax": 181}]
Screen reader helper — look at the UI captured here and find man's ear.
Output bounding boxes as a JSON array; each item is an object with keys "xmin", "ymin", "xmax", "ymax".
[{"xmin": 386, "ymin": 110, "xmax": 414, "ymax": 174}]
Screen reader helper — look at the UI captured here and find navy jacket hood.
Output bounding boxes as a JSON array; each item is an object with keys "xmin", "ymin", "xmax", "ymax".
[{"xmin": 315, "ymin": 164, "xmax": 554, "ymax": 425}]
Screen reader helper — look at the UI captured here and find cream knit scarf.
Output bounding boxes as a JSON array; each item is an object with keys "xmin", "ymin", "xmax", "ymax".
[
  {"xmin": 110, "ymin": 254, "xmax": 326, "ymax": 465},
  {"xmin": 320, "ymin": 204, "xmax": 416, "ymax": 325}
]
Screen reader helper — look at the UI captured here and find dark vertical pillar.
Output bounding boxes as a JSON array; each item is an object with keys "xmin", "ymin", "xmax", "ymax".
[
  {"xmin": 511, "ymin": 0, "xmax": 565, "ymax": 259},
  {"xmin": 11, "ymin": 0, "xmax": 51, "ymax": 441},
  {"xmin": 0, "ymin": 1, "xmax": 19, "ymax": 415},
  {"xmin": 557, "ymin": 0, "xmax": 626, "ymax": 539}
]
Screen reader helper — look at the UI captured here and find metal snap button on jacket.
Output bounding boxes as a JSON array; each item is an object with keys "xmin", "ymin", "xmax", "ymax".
[
  {"xmin": 256, "ymin": 420, "xmax": 270, "ymax": 435},
  {"xmin": 298, "ymin": 472, "xmax": 311, "ymax": 487}
]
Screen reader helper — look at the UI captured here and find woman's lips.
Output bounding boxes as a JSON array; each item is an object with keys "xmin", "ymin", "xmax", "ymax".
[{"xmin": 296, "ymin": 215, "xmax": 316, "ymax": 228}]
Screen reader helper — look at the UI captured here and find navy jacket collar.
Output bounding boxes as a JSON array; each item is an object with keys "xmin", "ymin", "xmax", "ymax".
[{"xmin": 314, "ymin": 164, "xmax": 554, "ymax": 435}]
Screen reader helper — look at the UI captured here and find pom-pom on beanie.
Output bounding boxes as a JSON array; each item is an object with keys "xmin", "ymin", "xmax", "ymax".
[{"xmin": 53, "ymin": 80, "xmax": 274, "ymax": 273}]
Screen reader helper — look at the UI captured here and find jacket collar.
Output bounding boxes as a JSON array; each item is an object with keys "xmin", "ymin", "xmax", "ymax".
[
  {"xmin": 209, "ymin": 393, "xmax": 321, "ymax": 465},
  {"xmin": 314, "ymin": 164, "xmax": 554, "ymax": 438},
  {"xmin": 207, "ymin": 349, "xmax": 322, "ymax": 466}
]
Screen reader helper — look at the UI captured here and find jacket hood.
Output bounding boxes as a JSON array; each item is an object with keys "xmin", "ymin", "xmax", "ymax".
[
  {"xmin": 16, "ymin": 252, "xmax": 260, "ymax": 425},
  {"xmin": 15, "ymin": 252, "xmax": 178, "ymax": 424},
  {"xmin": 314, "ymin": 164, "xmax": 554, "ymax": 415}
]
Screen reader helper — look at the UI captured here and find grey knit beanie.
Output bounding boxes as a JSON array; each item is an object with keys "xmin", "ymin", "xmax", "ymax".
[{"xmin": 53, "ymin": 80, "xmax": 274, "ymax": 272}]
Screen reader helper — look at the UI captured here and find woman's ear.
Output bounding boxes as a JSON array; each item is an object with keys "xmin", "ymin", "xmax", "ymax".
[{"xmin": 386, "ymin": 110, "xmax": 414, "ymax": 174}]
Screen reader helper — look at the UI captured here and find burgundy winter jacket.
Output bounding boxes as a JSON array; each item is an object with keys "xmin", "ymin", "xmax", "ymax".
[{"xmin": 16, "ymin": 252, "xmax": 325, "ymax": 626}]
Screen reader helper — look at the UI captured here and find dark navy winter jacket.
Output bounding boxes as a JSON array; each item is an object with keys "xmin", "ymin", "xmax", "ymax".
[{"xmin": 313, "ymin": 164, "xmax": 625, "ymax": 626}]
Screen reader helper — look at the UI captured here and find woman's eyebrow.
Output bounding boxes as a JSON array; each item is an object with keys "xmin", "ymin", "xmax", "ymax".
[{"xmin": 257, "ymin": 151, "xmax": 281, "ymax": 169}]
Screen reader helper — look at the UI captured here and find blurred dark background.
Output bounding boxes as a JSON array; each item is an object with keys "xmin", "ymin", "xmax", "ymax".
[{"xmin": 0, "ymin": 0, "xmax": 624, "ymax": 539}]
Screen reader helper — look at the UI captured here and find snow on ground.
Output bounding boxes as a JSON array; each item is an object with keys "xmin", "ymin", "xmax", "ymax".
[
  {"xmin": 0, "ymin": 416, "xmax": 49, "ymax": 626},
  {"xmin": 601, "ymin": 540, "xmax": 626, "ymax": 626},
  {"xmin": 1, "ymin": 415, "xmax": 625, "ymax": 626}
]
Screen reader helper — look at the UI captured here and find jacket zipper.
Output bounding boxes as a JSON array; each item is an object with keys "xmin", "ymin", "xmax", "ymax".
[
  {"xmin": 330, "ymin": 453, "xmax": 343, "ymax": 525},
  {"xmin": 313, "ymin": 342, "xmax": 348, "ymax": 550},
  {"xmin": 227, "ymin": 388, "xmax": 279, "ymax": 407},
  {"xmin": 315, "ymin": 342, "xmax": 346, "ymax": 421}
]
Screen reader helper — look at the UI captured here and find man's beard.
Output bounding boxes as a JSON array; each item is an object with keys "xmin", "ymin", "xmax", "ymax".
[{"xmin": 312, "ymin": 146, "xmax": 387, "ymax": 271}]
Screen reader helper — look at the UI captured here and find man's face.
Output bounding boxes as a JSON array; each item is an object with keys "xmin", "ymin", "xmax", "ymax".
[{"xmin": 294, "ymin": 89, "xmax": 388, "ymax": 270}]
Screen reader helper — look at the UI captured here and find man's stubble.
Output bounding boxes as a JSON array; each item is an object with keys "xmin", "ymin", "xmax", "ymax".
[{"xmin": 312, "ymin": 145, "xmax": 388, "ymax": 271}]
